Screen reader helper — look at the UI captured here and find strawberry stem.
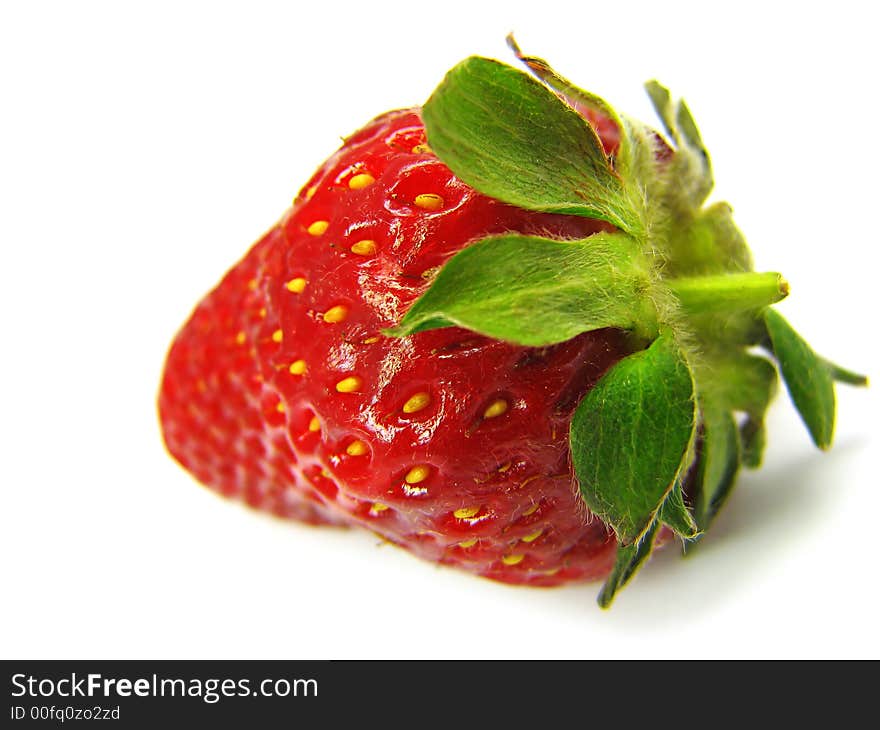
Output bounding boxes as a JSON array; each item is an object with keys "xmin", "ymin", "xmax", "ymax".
[{"xmin": 667, "ymin": 272, "xmax": 789, "ymax": 314}]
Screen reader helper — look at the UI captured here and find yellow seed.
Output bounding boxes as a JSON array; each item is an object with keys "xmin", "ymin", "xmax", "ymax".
[
  {"xmin": 307, "ymin": 220, "xmax": 329, "ymax": 236},
  {"xmin": 502, "ymin": 554, "xmax": 525, "ymax": 566},
  {"xmin": 371, "ymin": 503, "xmax": 389, "ymax": 513},
  {"xmin": 402, "ymin": 391, "xmax": 431, "ymax": 414},
  {"xmin": 308, "ymin": 416, "xmax": 321, "ymax": 432},
  {"xmin": 522, "ymin": 503, "xmax": 540, "ymax": 517},
  {"xmin": 497, "ymin": 461, "xmax": 511, "ymax": 473},
  {"xmin": 247, "ymin": 278, "xmax": 258, "ymax": 291},
  {"xmin": 275, "ymin": 402, "xmax": 286, "ymax": 413},
  {"xmin": 483, "ymin": 399, "xmax": 509, "ymax": 419},
  {"xmin": 350, "ymin": 239, "xmax": 377, "ymax": 256},
  {"xmin": 458, "ymin": 538, "xmax": 478, "ymax": 548},
  {"xmin": 258, "ymin": 307, "xmax": 266, "ymax": 318},
  {"xmin": 323, "ymin": 305, "xmax": 348, "ymax": 323},
  {"xmin": 543, "ymin": 568, "xmax": 560, "ymax": 576},
  {"xmin": 453, "ymin": 506, "xmax": 480, "ymax": 519},
  {"xmin": 414, "ymin": 193, "xmax": 444, "ymax": 211},
  {"xmin": 411, "ymin": 143, "xmax": 432, "ymax": 154},
  {"xmin": 235, "ymin": 331, "xmax": 246, "ymax": 345},
  {"xmin": 271, "ymin": 329, "xmax": 283, "ymax": 343},
  {"xmin": 362, "ymin": 336, "xmax": 380, "ymax": 345},
  {"xmin": 521, "ymin": 528, "xmax": 544, "ymax": 543},
  {"xmin": 346, "ymin": 440, "xmax": 369, "ymax": 456},
  {"xmin": 286, "ymin": 277, "xmax": 307, "ymax": 293},
  {"xmin": 305, "ymin": 185, "xmax": 318, "ymax": 200},
  {"xmin": 348, "ymin": 173, "xmax": 375, "ymax": 190},
  {"xmin": 335, "ymin": 376, "xmax": 363, "ymax": 393},
  {"xmin": 404, "ymin": 465, "xmax": 431, "ymax": 484},
  {"xmin": 288, "ymin": 359, "xmax": 307, "ymax": 375}
]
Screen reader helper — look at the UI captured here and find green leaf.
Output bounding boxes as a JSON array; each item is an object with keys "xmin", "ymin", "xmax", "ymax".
[
  {"xmin": 384, "ymin": 232, "xmax": 656, "ymax": 346},
  {"xmin": 706, "ymin": 351, "xmax": 778, "ymax": 418},
  {"xmin": 597, "ymin": 520, "xmax": 660, "ymax": 609},
  {"xmin": 504, "ymin": 41, "xmax": 652, "ymax": 198},
  {"xmin": 694, "ymin": 350, "xmax": 775, "ymax": 478},
  {"xmin": 676, "ymin": 99, "xmax": 706, "ymax": 158},
  {"xmin": 694, "ymin": 403, "xmax": 740, "ymax": 530},
  {"xmin": 764, "ymin": 308, "xmax": 836, "ymax": 449},
  {"xmin": 643, "ymin": 79, "xmax": 712, "ymax": 207},
  {"xmin": 570, "ymin": 333, "xmax": 697, "ymax": 545},
  {"xmin": 666, "ymin": 202, "xmax": 753, "ymax": 277},
  {"xmin": 505, "ymin": 34, "xmax": 628, "ymax": 158},
  {"xmin": 740, "ymin": 415, "xmax": 766, "ymax": 469},
  {"xmin": 422, "ymin": 56, "xmax": 640, "ymax": 235},
  {"xmin": 645, "ymin": 80, "xmax": 707, "ymax": 158},
  {"xmin": 644, "ymin": 80, "xmax": 677, "ymax": 143},
  {"xmin": 820, "ymin": 357, "xmax": 868, "ymax": 387},
  {"xmin": 660, "ymin": 479, "xmax": 700, "ymax": 539},
  {"xmin": 699, "ymin": 203, "xmax": 753, "ymax": 272}
]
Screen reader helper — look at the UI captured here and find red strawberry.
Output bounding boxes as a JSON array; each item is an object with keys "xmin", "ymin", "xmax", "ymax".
[
  {"xmin": 160, "ymin": 108, "xmax": 629, "ymax": 584},
  {"xmin": 159, "ymin": 43, "xmax": 865, "ymax": 605}
]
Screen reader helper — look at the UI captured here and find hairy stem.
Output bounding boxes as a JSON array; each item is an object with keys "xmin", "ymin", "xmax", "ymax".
[{"xmin": 667, "ymin": 272, "xmax": 789, "ymax": 314}]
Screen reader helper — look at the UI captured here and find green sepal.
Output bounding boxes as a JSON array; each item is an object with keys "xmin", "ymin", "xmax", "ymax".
[
  {"xmin": 693, "ymin": 403, "xmax": 740, "ymax": 530},
  {"xmin": 676, "ymin": 99, "xmax": 706, "ymax": 159},
  {"xmin": 764, "ymin": 308, "xmax": 836, "ymax": 449},
  {"xmin": 666, "ymin": 202, "xmax": 753, "ymax": 276},
  {"xmin": 383, "ymin": 232, "xmax": 657, "ymax": 346},
  {"xmin": 597, "ymin": 519, "xmax": 660, "ymax": 609},
  {"xmin": 708, "ymin": 351, "xmax": 778, "ymax": 418},
  {"xmin": 504, "ymin": 34, "xmax": 660, "ymax": 201},
  {"xmin": 740, "ymin": 416, "xmax": 767, "ymax": 469},
  {"xmin": 505, "ymin": 34, "xmax": 629, "ymax": 163},
  {"xmin": 570, "ymin": 333, "xmax": 696, "ymax": 545},
  {"xmin": 693, "ymin": 350, "xmax": 774, "ymax": 491},
  {"xmin": 644, "ymin": 79, "xmax": 712, "ymax": 207},
  {"xmin": 422, "ymin": 56, "xmax": 641, "ymax": 235},
  {"xmin": 695, "ymin": 203, "xmax": 753, "ymax": 272},
  {"xmin": 645, "ymin": 80, "xmax": 708, "ymax": 162},
  {"xmin": 660, "ymin": 479, "xmax": 700, "ymax": 539},
  {"xmin": 644, "ymin": 81, "xmax": 678, "ymax": 144},
  {"xmin": 820, "ymin": 357, "xmax": 868, "ymax": 387}
]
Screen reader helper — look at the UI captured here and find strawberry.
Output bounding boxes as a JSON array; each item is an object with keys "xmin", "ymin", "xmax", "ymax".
[
  {"xmin": 159, "ymin": 40, "xmax": 866, "ymax": 606},
  {"xmin": 160, "ymin": 108, "xmax": 627, "ymax": 583}
]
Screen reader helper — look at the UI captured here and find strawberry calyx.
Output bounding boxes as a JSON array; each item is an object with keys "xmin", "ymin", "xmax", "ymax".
[{"xmin": 384, "ymin": 45, "xmax": 868, "ymax": 607}]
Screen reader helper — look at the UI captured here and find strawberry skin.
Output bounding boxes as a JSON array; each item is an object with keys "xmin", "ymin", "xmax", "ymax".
[{"xmin": 159, "ymin": 109, "xmax": 633, "ymax": 585}]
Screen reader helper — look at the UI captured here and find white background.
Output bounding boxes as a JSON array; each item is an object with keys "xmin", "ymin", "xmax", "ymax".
[{"xmin": 2, "ymin": 0, "xmax": 877, "ymax": 659}]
